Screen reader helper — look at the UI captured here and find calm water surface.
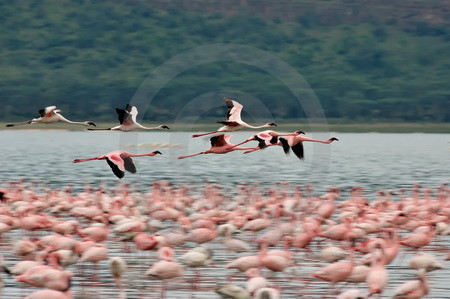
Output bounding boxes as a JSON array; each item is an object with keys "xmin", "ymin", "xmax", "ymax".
[
  {"xmin": 0, "ymin": 130, "xmax": 448, "ymax": 298},
  {"xmin": 0, "ymin": 131, "xmax": 448, "ymax": 192}
]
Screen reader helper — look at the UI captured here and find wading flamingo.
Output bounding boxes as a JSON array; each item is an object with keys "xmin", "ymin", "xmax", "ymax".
[
  {"xmin": 88, "ymin": 104, "xmax": 169, "ymax": 131},
  {"xmin": 178, "ymin": 134, "xmax": 257, "ymax": 159},
  {"xmin": 392, "ymin": 269, "xmax": 429, "ymax": 299},
  {"xmin": 73, "ymin": 150, "xmax": 162, "ymax": 178},
  {"xmin": 192, "ymin": 97, "xmax": 277, "ymax": 137},
  {"xmin": 6, "ymin": 106, "xmax": 96, "ymax": 127}
]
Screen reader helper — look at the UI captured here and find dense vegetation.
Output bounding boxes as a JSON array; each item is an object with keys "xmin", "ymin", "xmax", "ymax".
[{"xmin": 0, "ymin": 0, "xmax": 449, "ymax": 123}]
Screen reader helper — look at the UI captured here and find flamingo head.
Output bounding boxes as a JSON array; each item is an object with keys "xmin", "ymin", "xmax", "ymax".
[
  {"xmin": 267, "ymin": 122, "xmax": 277, "ymax": 127},
  {"xmin": 152, "ymin": 151, "xmax": 162, "ymax": 155},
  {"xmin": 329, "ymin": 137, "xmax": 339, "ymax": 141},
  {"xmin": 295, "ymin": 130, "xmax": 305, "ymax": 135},
  {"xmin": 159, "ymin": 125, "xmax": 170, "ymax": 129},
  {"xmin": 86, "ymin": 121, "xmax": 96, "ymax": 127}
]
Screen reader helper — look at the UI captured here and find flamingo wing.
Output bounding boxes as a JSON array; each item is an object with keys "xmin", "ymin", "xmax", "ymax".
[
  {"xmin": 106, "ymin": 159, "xmax": 125, "ymax": 178},
  {"xmin": 224, "ymin": 98, "xmax": 243, "ymax": 122},
  {"xmin": 121, "ymin": 156, "xmax": 137, "ymax": 174},
  {"xmin": 115, "ymin": 108, "xmax": 128, "ymax": 124},
  {"xmin": 279, "ymin": 137, "xmax": 291, "ymax": 154},
  {"xmin": 254, "ymin": 135, "xmax": 269, "ymax": 149},
  {"xmin": 126, "ymin": 105, "xmax": 139, "ymax": 124},
  {"xmin": 210, "ymin": 134, "xmax": 227, "ymax": 147},
  {"xmin": 291, "ymin": 142, "xmax": 304, "ymax": 160},
  {"xmin": 105, "ymin": 155, "xmax": 126, "ymax": 178}
]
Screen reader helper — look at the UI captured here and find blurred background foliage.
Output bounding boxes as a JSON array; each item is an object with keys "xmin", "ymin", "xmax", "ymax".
[{"xmin": 0, "ymin": 0, "xmax": 449, "ymax": 123}]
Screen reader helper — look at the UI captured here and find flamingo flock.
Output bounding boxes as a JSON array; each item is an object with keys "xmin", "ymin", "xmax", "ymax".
[
  {"xmin": 0, "ymin": 180, "xmax": 447, "ymax": 298},
  {"xmin": 6, "ymin": 99, "xmax": 339, "ymax": 179}
]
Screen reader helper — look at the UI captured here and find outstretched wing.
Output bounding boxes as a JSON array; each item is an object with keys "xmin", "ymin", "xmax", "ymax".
[
  {"xmin": 126, "ymin": 105, "xmax": 139, "ymax": 123},
  {"xmin": 39, "ymin": 106, "xmax": 57, "ymax": 117},
  {"xmin": 224, "ymin": 97, "xmax": 243, "ymax": 122},
  {"xmin": 254, "ymin": 135, "xmax": 268, "ymax": 149},
  {"xmin": 106, "ymin": 158, "xmax": 125, "ymax": 178},
  {"xmin": 291, "ymin": 142, "xmax": 304, "ymax": 160},
  {"xmin": 279, "ymin": 137, "xmax": 291, "ymax": 154},
  {"xmin": 210, "ymin": 134, "xmax": 227, "ymax": 147},
  {"xmin": 115, "ymin": 108, "xmax": 127, "ymax": 124},
  {"xmin": 121, "ymin": 156, "xmax": 137, "ymax": 174}
]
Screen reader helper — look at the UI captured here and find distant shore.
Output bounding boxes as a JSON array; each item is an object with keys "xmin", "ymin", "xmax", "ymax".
[{"xmin": 1, "ymin": 122, "xmax": 449, "ymax": 133}]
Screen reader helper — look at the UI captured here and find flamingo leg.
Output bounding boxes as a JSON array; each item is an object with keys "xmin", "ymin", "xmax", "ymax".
[
  {"xmin": 192, "ymin": 131, "xmax": 220, "ymax": 138},
  {"xmin": 73, "ymin": 157, "xmax": 100, "ymax": 163},
  {"xmin": 178, "ymin": 152, "xmax": 206, "ymax": 159}
]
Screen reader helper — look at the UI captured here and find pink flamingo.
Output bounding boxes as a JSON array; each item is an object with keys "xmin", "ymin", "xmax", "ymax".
[
  {"xmin": 77, "ymin": 224, "xmax": 109, "ymax": 243},
  {"xmin": 192, "ymin": 97, "xmax": 277, "ymax": 137},
  {"xmin": 73, "ymin": 150, "xmax": 162, "ymax": 178},
  {"xmin": 366, "ymin": 246, "xmax": 388, "ymax": 296},
  {"xmin": 25, "ymin": 289, "xmax": 73, "ymax": 299},
  {"xmin": 392, "ymin": 269, "xmax": 429, "ymax": 299},
  {"xmin": 87, "ymin": 104, "xmax": 169, "ymax": 131},
  {"xmin": 185, "ymin": 227, "xmax": 217, "ymax": 244},
  {"xmin": 178, "ymin": 134, "xmax": 258, "ymax": 159},
  {"xmin": 6, "ymin": 105, "xmax": 96, "ymax": 127},
  {"xmin": 230, "ymin": 130, "xmax": 304, "ymax": 150},
  {"xmin": 245, "ymin": 268, "xmax": 268, "ymax": 294},
  {"xmin": 278, "ymin": 135, "xmax": 339, "ymax": 160},
  {"xmin": 79, "ymin": 244, "xmax": 108, "ymax": 280},
  {"xmin": 17, "ymin": 265, "xmax": 73, "ymax": 291},
  {"xmin": 145, "ymin": 247, "xmax": 184, "ymax": 298}
]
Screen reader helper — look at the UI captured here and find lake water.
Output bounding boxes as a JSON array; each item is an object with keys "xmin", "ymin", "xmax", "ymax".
[
  {"xmin": 0, "ymin": 130, "xmax": 449, "ymax": 298},
  {"xmin": 0, "ymin": 131, "xmax": 448, "ymax": 193}
]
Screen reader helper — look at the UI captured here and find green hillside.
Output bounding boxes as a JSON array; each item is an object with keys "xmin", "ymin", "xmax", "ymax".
[{"xmin": 0, "ymin": 0, "xmax": 449, "ymax": 123}]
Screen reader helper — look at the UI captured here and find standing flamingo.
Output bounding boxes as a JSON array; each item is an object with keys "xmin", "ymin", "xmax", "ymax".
[
  {"xmin": 192, "ymin": 97, "xmax": 277, "ymax": 137},
  {"xmin": 6, "ymin": 106, "xmax": 96, "ymax": 127},
  {"xmin": 392, "ymin": 269, "xmax": 429, "ymax": 299},
  {"xmin": 109, "ymin": 257, "xmax": 127, "ymax": 299},
  {"xmin": 178, "ymin": 134, "xmax": 258, "ymax": 159},
  {"xmin": 73, "ymin": 150, "xmax": 162, "ymax": 178},
  {"xmin": 87, "ymin": 104, "xmax": 169, "ymax": 131}
]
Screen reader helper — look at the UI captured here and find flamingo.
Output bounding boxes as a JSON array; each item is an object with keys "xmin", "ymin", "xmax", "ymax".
[
  {"xmin": 230, "ymin": 130, "xmax": 304, "ymax": 150},
  {"xmin": 178, "ymin": 134, "xmax": 257, "ymax": 159},
  {"xmin": 408, "ymin": 253, "xmax": 444, "ymax": 272},
  {"xmin": 192, "ymin": 97, "xmax": 277, "ymax": 137},
  {"xmin": 109, "ymin": 257, "xmax": 127, "ymax": 299},
  {"xmin": 87, "ymin": 104, "xmax": 169, "ymax": 131},
  {"xmin": 366, "ymin": 246, "xmax": 389, "ymax": 296},
  {"xmin": 6, "ymin": 106, "xmax": 96, "ymax": 127},
  {"xmin": 145, "ymin": 248, "xmax": 184, "ymax": 299},
  {"xmin": 216, "ymin": 284, "xmax": 251, "ymax": 299},
  {"xmin": 278, "ymin": 135, "xmax": 339, "ymax": 160},
  {"xmin": 24, "ymin": 289, "xmax": 73, "ymax": 299},
  {"xmin": 337, "ymin": 289, "xmax": 368, "ymax": 299},
  {"xmin": 392, "ymin": 269, "xmax": 429, "ymax": 299},
  {"xmin": 73, "ymin": 150, "xmax": 162, "ymax": 178}
]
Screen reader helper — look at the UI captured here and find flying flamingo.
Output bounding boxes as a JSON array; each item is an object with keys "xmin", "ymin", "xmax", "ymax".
[
  {"xmin": 278, "ymin": 135, "xmax": 339, "ymax": 160},
  {"xmin": 178, "ymin": 134, "xmax": 258, "ymax": 159},
  {"xmin": 87, "ymin": 104, "xmax": 169, "ymax": 131},
  {"xmin": 73, "ymin": 150, "xmax": 162, "ymax": 178},
  {"xmin": 230, "ymin": 130, "xmax": 304, "ymax": 151},
  {"xmin": 192, "ymin": 97, "xmax": 277, "ymax": 137},
  {"xmin": 6, "ymin": 106, "xmax": 96, "ymax": 127}
]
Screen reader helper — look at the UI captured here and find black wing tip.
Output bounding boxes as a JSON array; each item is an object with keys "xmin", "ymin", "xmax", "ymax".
[
  {"xmin": 279, "ymin": 138, "xmax": 290, "ymax": 154},
  {"xmin": 6, "ymin": 124, "xmax": 14, "ymax": 127}
]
